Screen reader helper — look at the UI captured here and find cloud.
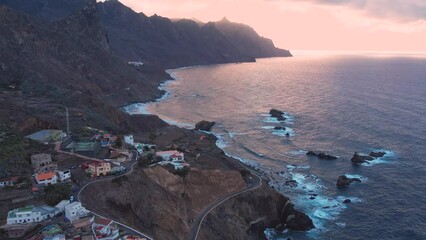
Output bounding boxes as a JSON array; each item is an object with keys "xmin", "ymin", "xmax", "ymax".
[{"xmin": 292, "ymin": 0, "xmax": 426, "ymax": 22}]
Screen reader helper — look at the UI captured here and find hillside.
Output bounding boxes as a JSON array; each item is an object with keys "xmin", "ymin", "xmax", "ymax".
[{"xmin": 1, "ymin": 0, "xmax": 291, "ymax": 69}]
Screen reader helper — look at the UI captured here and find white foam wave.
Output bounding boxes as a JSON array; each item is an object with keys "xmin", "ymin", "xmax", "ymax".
[
  {"xmin": 344, "ymin": 174, "xmax": 368, "ymax": 182},
  {"xmin": 272, "ymin": 127, "xmax": 295, "ymax": 137},
  {"xmin": 360, "ymin": 150, "xmax": 396, "ymax": 166}
]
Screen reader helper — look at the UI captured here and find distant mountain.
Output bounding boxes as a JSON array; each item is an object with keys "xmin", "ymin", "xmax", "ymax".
[
  {"xmin": 1, "ymin": 0, "xmax": 291, "ymax": 68},
  {"xmin": 0, "ymin": 0, "xmax": 167, "ymax": 132},
  {"xmin": 97, "ymin": 0, "xmax": 291, "ymax": 68},
  {"xmin": 0, "ymin": 0, "xmax": 291, "ymax": 132}
]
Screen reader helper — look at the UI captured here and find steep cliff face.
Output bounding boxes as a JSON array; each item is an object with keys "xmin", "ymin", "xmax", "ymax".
[
  {"xmin": 81, "ymin": 166, "xmax": 247, "ymax": 240},
  {"xmin": 200, "ymin": 184, "xmax": 313, "ymax": 240},
  {"xmin": 80, "ymin": 127, "xmax": 314, "ymax": 240},
  {"xmin": 1, "ymin": 0, "xmax": 292, "ymax": 69}
]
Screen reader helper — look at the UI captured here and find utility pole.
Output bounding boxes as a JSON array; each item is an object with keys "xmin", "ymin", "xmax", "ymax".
[{"xmin": 66, "ymin": 106, "xmax": 70, "ymax": 136}]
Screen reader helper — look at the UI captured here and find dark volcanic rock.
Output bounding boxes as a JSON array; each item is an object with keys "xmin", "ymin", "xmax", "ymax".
[
  {"xmin": 369, "ymin": 151, "xmax": 386, "ymax": 158},
  {"xmin": 306, "ymin": 151, "xmax": 317, "ymax": 156},
  {"xmin": 286, "ymin": 211, "xmax": 315, "ymax": 232},
  {"xmin": 343, "ymin": 199, "xmax": 352, "ymax": 204},
  {"xmin": 269, "ymin": 109, "xmax": 286, "ymax": 121},
  {"xmin": 274, "ymin": 126, "xmax": 286, "ymax": 130},
  {"xmin": 336, "ymin": 175, "xmax": 361, "ymax": 188},
  {"xmin": 306, "ymin": 151, "xmax": 337, "ymax": 160},
  {"xmin": 195, "ymin": 120, "xmax": 215, "ymax": 131},
  {"xmin": 351, "ymin": 152, "xmax": 374, "ymax": 164}
]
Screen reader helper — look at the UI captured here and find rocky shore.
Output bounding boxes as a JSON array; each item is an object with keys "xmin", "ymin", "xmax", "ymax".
[{"xmin": 80, "ymin": 126, "xmax": 314, "ymax": 240}]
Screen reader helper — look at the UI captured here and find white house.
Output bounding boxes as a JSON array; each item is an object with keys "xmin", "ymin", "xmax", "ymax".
[
  {"xmin": 7, "ymin": 205, "xmax": 58, "ymax": 225},
  {"xmin": 35, "ymin": 172, "xmax": 58, "ymax": 185},
  {"xmin": 156, "ymin": 150, "xmax": 184, "ymax": 161},
  {"xmin": 65, "ymin": 202, "xmax": 89, "ymax": 223},
  {"xmin": 55, "ymin": 200, "xmax": 70, "ymax": 213},
  {"xmin": 0, "ymin": 176, "xmax": 18, "ymax": 188},
  {"xmin": 170, "ymin": 153, "xmax": 185, "ymax": 162},
  {"xmin": 124, "ymin": 135, "xmax": 134, "ymax": 146},
  {"xmin": 57, "ymin": 170, "xmax": 71, "ymax": 182}
]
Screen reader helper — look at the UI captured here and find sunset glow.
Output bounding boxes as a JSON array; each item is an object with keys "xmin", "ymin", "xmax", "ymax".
[{"xmin": 116, "ymin": 0, "xmax": 426, "ymax": 52}]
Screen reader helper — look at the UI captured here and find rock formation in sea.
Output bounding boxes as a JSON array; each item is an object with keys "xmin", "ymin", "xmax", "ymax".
[
  {"xmin": 195, "ymin": 120, "xmax": 216, "ymax": 132},
  {"xmin": 336, "ymin": 175, "xmax": 361, "ymax": 188},
  {"xmin": 269, "ymin": 109, "xmax": 286, "ymax": 121},
  {"xmin": 306, "ymin": 151, "xmax": 338, "ymax": 160}
]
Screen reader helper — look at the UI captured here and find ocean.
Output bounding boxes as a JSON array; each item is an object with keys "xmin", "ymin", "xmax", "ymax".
[{"xmin": 126, "ymin": 52, "xmax": 426, "ymax": 239}]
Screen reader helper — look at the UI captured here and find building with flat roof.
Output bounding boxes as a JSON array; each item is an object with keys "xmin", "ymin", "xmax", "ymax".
[{"xmin": 7, "ymin": 205, "xmax": 58, "ymax": 225}]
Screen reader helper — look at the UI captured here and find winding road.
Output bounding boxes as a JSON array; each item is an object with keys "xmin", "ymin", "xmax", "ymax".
[
  {"xmin": 188, "ymin": 173, "xmax": 263, "ymax": 240},
  {"xmin": 58, "ymin": 142, "xmax": 263, "ymax": 240},
  {"xmin": 72, "ymin": 149, "xmax": 154, "ymax": 240}
]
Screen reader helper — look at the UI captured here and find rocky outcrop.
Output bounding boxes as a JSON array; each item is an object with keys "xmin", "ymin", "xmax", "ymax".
[
  {"xmin": 336, "ymin": 175, "xmax": 361, "ymax": 188},
  {"xmin": 199, "ymin": 184, "xmax": 314, "ymax": 240},
  {"xmin": 351, "ymin": 152, "xmax": 374, "ymax": 164},
  {"xmin": 369, "ymin": 151, "xmax": 386, "ymax": 158},
  {"xmin": 269, "ymin": 109, "xmax": 286, "ymax": 121},
  {"xmin": 274, "ymin": 126, "xmax": 286, "ymax": 130},
  {"xmin": 195, "ymin": 120, "xmax": 215, "ymax": 132},
  {"xmin": 306, "ymin": 151, "xmax": 338, "ymax": 160}
]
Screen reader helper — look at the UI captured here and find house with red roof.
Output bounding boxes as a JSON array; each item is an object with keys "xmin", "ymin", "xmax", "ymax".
[
  {"xmin": 92, "ymin": 217, "xmax": 119, "ymax": 240},
  {"xmin": 35, "ymin": 172, "xmax": 57, "ymax": 185},
  {"xmin": 0, "ymin": 176, "xmax": 18, "ymax": 188}
]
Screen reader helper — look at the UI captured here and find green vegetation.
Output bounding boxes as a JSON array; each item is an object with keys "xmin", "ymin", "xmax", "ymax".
[
  {"xmin": 174, "ymin": 167, "xmax": 190, "ymax": 178},
  {"xmin": 115, "ymin": 136, "xmax": 123, "ymax": 148},
  {"xmin": 44, "ymin": 184, "xmax": 71, "ymax": 206},
  {"xmin": 0, "ymin": 123, "xmax": 30, "ymax": 177},
  {"xmin": 138, "ymin": 154, "xmax": 153, "ymax": 167}
]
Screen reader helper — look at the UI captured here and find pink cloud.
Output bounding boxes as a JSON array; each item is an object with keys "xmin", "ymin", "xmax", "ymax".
[{"xmin": 115, "ymin": 0, "xmax": 426, "ymax": 51}]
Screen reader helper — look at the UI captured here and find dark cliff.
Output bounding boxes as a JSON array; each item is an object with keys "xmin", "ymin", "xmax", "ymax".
[
  {"xmin": 1, "ymin": 0, "xmax": 292, "ymax": 69},
  {"xmin": 0, "ymin": 1, "xmax": 167, "ymax": 133}
]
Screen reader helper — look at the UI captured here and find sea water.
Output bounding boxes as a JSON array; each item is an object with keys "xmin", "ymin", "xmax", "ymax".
[{"xmin": 127, "ymin": 53, "xmax": 426, "ymax": 239}]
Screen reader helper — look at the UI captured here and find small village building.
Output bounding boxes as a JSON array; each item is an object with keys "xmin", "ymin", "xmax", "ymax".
[
  {"xmin": 92, "ymin": 217, "xmax": 119, "ymax": 240},
  {"xmin": 109, "ymin": 151, "xmax": 130, "ymax": 162},
  {"xmin": 124, "ymin": 135, "xmax": 134, "ymax": 146},
  {"xmin": 170, "ymin": 153, "xmax": 184, "ymax": 162},
  {"xmin": 7, "ymin": 205, "xmax": 58, "ymax": 225},
  {"xmin": 57, "ymin": 170, "xmax": 71, "ymax": 182},
  {"xmin": 35, "ymin": 172, "xmax": 58, "ymax": 185},
  {"xmin": 0, "ymin": 176, "xmax": 18, "ymax": 188},
  {"xmin": 156, "ymin": 150, "xmax": 184, "ymax": 161},
  {"xmin": 65, "ymin": 202, "xmax": 89, "ymax": 223},
  {"xmin": 31, "ymin": 153, "xmax": 52, "ymax": 170},
  {"xmin": 110, "ymin": 166, "xmax": 126, "ymax": 175},
  {"xmin": 54, "ymin": 200, "xmax": 70, "ymax": 213},
  {"xmin": 100, "ymin": 134, "xmax": 117, "ymax": 148},
  {"xmin": 88, "ymin": 161, "xmax": 111, "ymax": 177}
]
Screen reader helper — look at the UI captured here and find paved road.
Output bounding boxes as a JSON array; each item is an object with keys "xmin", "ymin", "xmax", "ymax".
[
  {"xmin": 188, "ymin": 173, "xmax": 262, "ymax": 240},
  {"xmin": 72, "ymin": 150, "xmax": 154, "ymax": 240}
]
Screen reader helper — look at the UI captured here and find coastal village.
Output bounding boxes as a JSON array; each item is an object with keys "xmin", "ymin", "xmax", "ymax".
[{"xmin": 0, "ymin": 121, "xmax": 191, "ymax": 239}]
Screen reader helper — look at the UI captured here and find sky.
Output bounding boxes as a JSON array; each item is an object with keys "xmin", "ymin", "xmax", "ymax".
[{"xmin": 115, "ymin": 0, "xmax": 426, "ymax": 52}]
